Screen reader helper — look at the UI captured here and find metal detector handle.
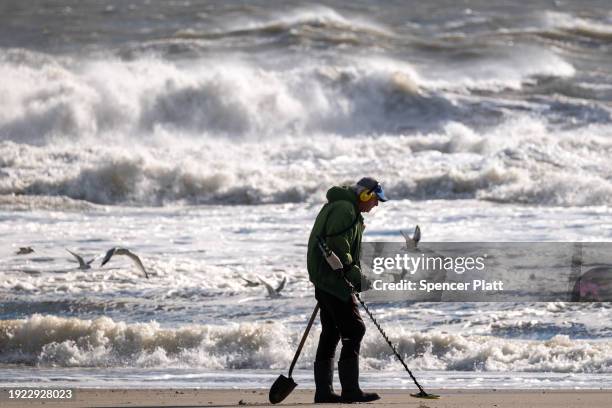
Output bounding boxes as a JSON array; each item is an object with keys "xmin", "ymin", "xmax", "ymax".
[{"xmin": 288, "ymin": 303, "xmax": 320, "ymax": 378}]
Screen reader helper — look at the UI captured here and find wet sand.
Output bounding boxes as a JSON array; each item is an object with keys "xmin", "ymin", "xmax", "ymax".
[{"xmin": 2, "ymin": 388, "xmax": 612, "ymax": 408}]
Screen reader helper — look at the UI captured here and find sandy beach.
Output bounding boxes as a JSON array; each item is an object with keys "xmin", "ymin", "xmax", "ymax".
[{"xmin": 3, "ymin": 388, "xmax": 612, "ymax": 408}]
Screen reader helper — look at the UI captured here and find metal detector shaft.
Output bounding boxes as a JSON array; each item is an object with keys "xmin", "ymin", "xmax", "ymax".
[
  {"xmin": 288, "ymin": 303, "xmax": 320, "ymax": 377},
  {"xmin": 343, "ymin": 277, "xmax": 427, "ymax": 395}
]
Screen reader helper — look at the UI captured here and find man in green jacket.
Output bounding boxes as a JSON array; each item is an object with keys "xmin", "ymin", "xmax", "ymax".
[{"xmin": 307, "ymin": 177, "xmax": 388, "ymax": 403}]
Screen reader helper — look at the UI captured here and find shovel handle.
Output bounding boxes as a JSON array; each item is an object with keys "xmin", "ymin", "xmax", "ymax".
[{"xmin": 288, "ymin": 303, "xmax": 320, "ymax": 377}]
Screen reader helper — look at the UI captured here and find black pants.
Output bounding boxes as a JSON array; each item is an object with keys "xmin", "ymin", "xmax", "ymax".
[{"xmin": 315, "ymin": 288, "xmax": 366, "ymax": 362}]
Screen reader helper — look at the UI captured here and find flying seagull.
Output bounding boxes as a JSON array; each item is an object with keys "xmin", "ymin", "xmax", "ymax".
[
  {"xmin": 400, "ymin": 225, "xmax": 421, "ymax": 249},
  {"xmin": 66, "ymin": 249, "xmax": 96, "ymax": 270},
  {"xmin": 16, "ymin": 247, "xmax": 34, "ymax": 255},
  {"xmin": 258, "ymin": 276, "xmax": 287, "ymax": 298},
  {"xmin": 241, "ymin": 277, "xmax": 261, "ymax": 287},
  {"xmin": 101, "ymin": 247, "xmax": 149, "ymax": 279}
]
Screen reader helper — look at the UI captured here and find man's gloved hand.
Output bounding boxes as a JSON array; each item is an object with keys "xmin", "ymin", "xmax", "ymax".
[
  {"xmin": 360, "ymin": 276, "xmax": 373, "ymax": 291},
  {"xmin": 352, "ymin": 276, "xmax": 373, "ymax": 293},
  {"xmin": 332, "ymin": 262, "xmax": 353, "ymax": 278},
  {"xmin": 342, "ymin": 264, "xmax": 371, "ymax": 292}
]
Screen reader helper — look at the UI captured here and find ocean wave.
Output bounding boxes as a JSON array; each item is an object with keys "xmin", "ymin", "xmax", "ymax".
[
  {"xmin": 172, "ymin": 5, "xmax": 392, "ymax": 47},
  {"xmin": 0, "ymin": 194, "xmax": 97, "ymax": 212},
  {"xmin": 6, "ymin": 152, "xmax": 315, "ymax": 206},
  {"xmin": 525, "ymin": 77, "xmax": 612, "ymax": 104},
  {"xmin": 421, "ymin": 46, "xmax": 575, "ymax": 93},
  {"xmin": 483, "ymin": 11, "xmax": 612, "ymax": 55},
  {"xmin": 540, "ymin": 11, "xmax": 612, "ymax": 42},
  {"xmin": 479, "ymin": 172, "xmax": 612, "ymax": 207},
  {"xmin": 1, "ymin": 115, "xmax": 612, "ymax": 207},
  {"xmin": 0, "ymin": 48, "xmax": 447, "ymax": 142},
  {"xmin": 0, "ymin": 45, "xmax": 583, "ymax": 145},
  {"xmin": 0, "ymin": 45, "xmax": 609, "ymax": 207},
  {"xmin": 1, "ymin": 315, "xmax": 611, "ymax": 373},
  {"xmin": 0, "ymin": 315, "xmax": 293, "ymax": 369}
]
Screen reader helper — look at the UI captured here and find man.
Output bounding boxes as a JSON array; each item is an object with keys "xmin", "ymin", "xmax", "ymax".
[{"xmin": 307, "ymin": 177, "xmax": 388, "ymax": 403}]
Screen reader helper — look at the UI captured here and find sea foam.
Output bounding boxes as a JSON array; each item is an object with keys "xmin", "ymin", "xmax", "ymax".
[{"xmin": 1, "ymin": 315, "xmax": 611, "ymax": 373}]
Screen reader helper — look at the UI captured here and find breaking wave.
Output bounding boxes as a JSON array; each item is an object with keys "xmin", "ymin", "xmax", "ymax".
[
  {"xmin": 173, "ymin": 5, "xmax": 393, "ymax": 46},
  {"xmin": 1, "ymin": 6, "xmax": 610, "ymax": 209},
  {"xmin": 538, "ymin": 11, "xmax": 612, "ymax": 42},
  {"xmin": 1, "ymin": 315, "xmax": 611, "ymax": 373},
  {"xmin": 2, "ymin": 115, "xmax": 611, "ymax": 207},
  {"xmin": 0, "ymin": 43, "xmax": 581, "ymax": 145},
  {"xmin": 0, "ymin": 48, "xmax": 445, "ymax": 143}
]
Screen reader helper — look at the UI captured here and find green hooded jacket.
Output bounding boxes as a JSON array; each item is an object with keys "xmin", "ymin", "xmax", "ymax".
[{"xmin": 307, "ymin": 186, "xmax": 367, "ymax": 301}]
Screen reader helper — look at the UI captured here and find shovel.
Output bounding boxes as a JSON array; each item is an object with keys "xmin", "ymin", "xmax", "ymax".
[{"xmin": 269, "ymin": 303, "xmax": 320, "ymax": 404}]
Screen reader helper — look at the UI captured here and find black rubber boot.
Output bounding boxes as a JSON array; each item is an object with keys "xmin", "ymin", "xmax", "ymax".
[
  {"xmin": 314, "ymin": 359, "xmax": 342, "ymax": 403},
  {"xmin": 338, "ymin": 358, "xmax": 380, "ymax": 403}
]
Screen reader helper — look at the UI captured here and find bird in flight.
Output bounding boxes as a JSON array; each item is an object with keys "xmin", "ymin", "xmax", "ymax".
[
  {"xmin": 258, "ymin": 276, "xmax": 287, "ymax": 298},
  {"xmin": 16, "ymin": 247, "xmax": 34, "ymax": 255},
  {"xmin": 400, "ymin": 225, "xmax": 421, "ymax": 249},
  {"xmin": 101, "ymin": 247, "xmax": 149, "ymax": 279},
  {"xmin": 241, "ymin": 277, "xmax": 261, "ymax": 287},
  {"xmin": 66, "ymin": 249, "xmax": 96, "ymax": 270}
]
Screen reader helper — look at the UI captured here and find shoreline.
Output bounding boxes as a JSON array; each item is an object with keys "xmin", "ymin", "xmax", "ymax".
[{"xmin": 3, "ymin": 388, "xmax": 612, "ymax": 408}]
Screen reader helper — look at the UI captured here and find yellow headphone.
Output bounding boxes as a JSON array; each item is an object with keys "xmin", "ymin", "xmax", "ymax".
[{"xmin": 359, "ymin": 187, "xmax": 376, "ymax": 202}]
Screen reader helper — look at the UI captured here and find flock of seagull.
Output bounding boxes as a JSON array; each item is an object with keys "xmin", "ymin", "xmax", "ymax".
[
  {"xmin": 15, "ymin": 246, "xmax": 149, "ymax": 279},
  {"xmin": 14, "ymin": 246, "xmax": 287, "ymax": 297},
  {"xmin": 13, "ymin": 227, "xmax": 420, "ymax": 299}
]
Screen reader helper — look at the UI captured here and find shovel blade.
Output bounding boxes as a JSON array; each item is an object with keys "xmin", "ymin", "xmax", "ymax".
[{"xmin": 269, "ymin": 374, "xmax": 297, "ymax": 404}]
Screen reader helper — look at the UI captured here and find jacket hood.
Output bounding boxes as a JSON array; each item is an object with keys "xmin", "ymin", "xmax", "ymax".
[{"xmin": 326, "ymin": 185, "xmax": 357, "ymax": 205}]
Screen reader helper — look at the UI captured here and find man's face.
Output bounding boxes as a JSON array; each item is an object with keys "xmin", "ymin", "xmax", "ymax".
[{"xmin": 359, "ymin": 196, "xmax": 379, "ymax": 213}]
